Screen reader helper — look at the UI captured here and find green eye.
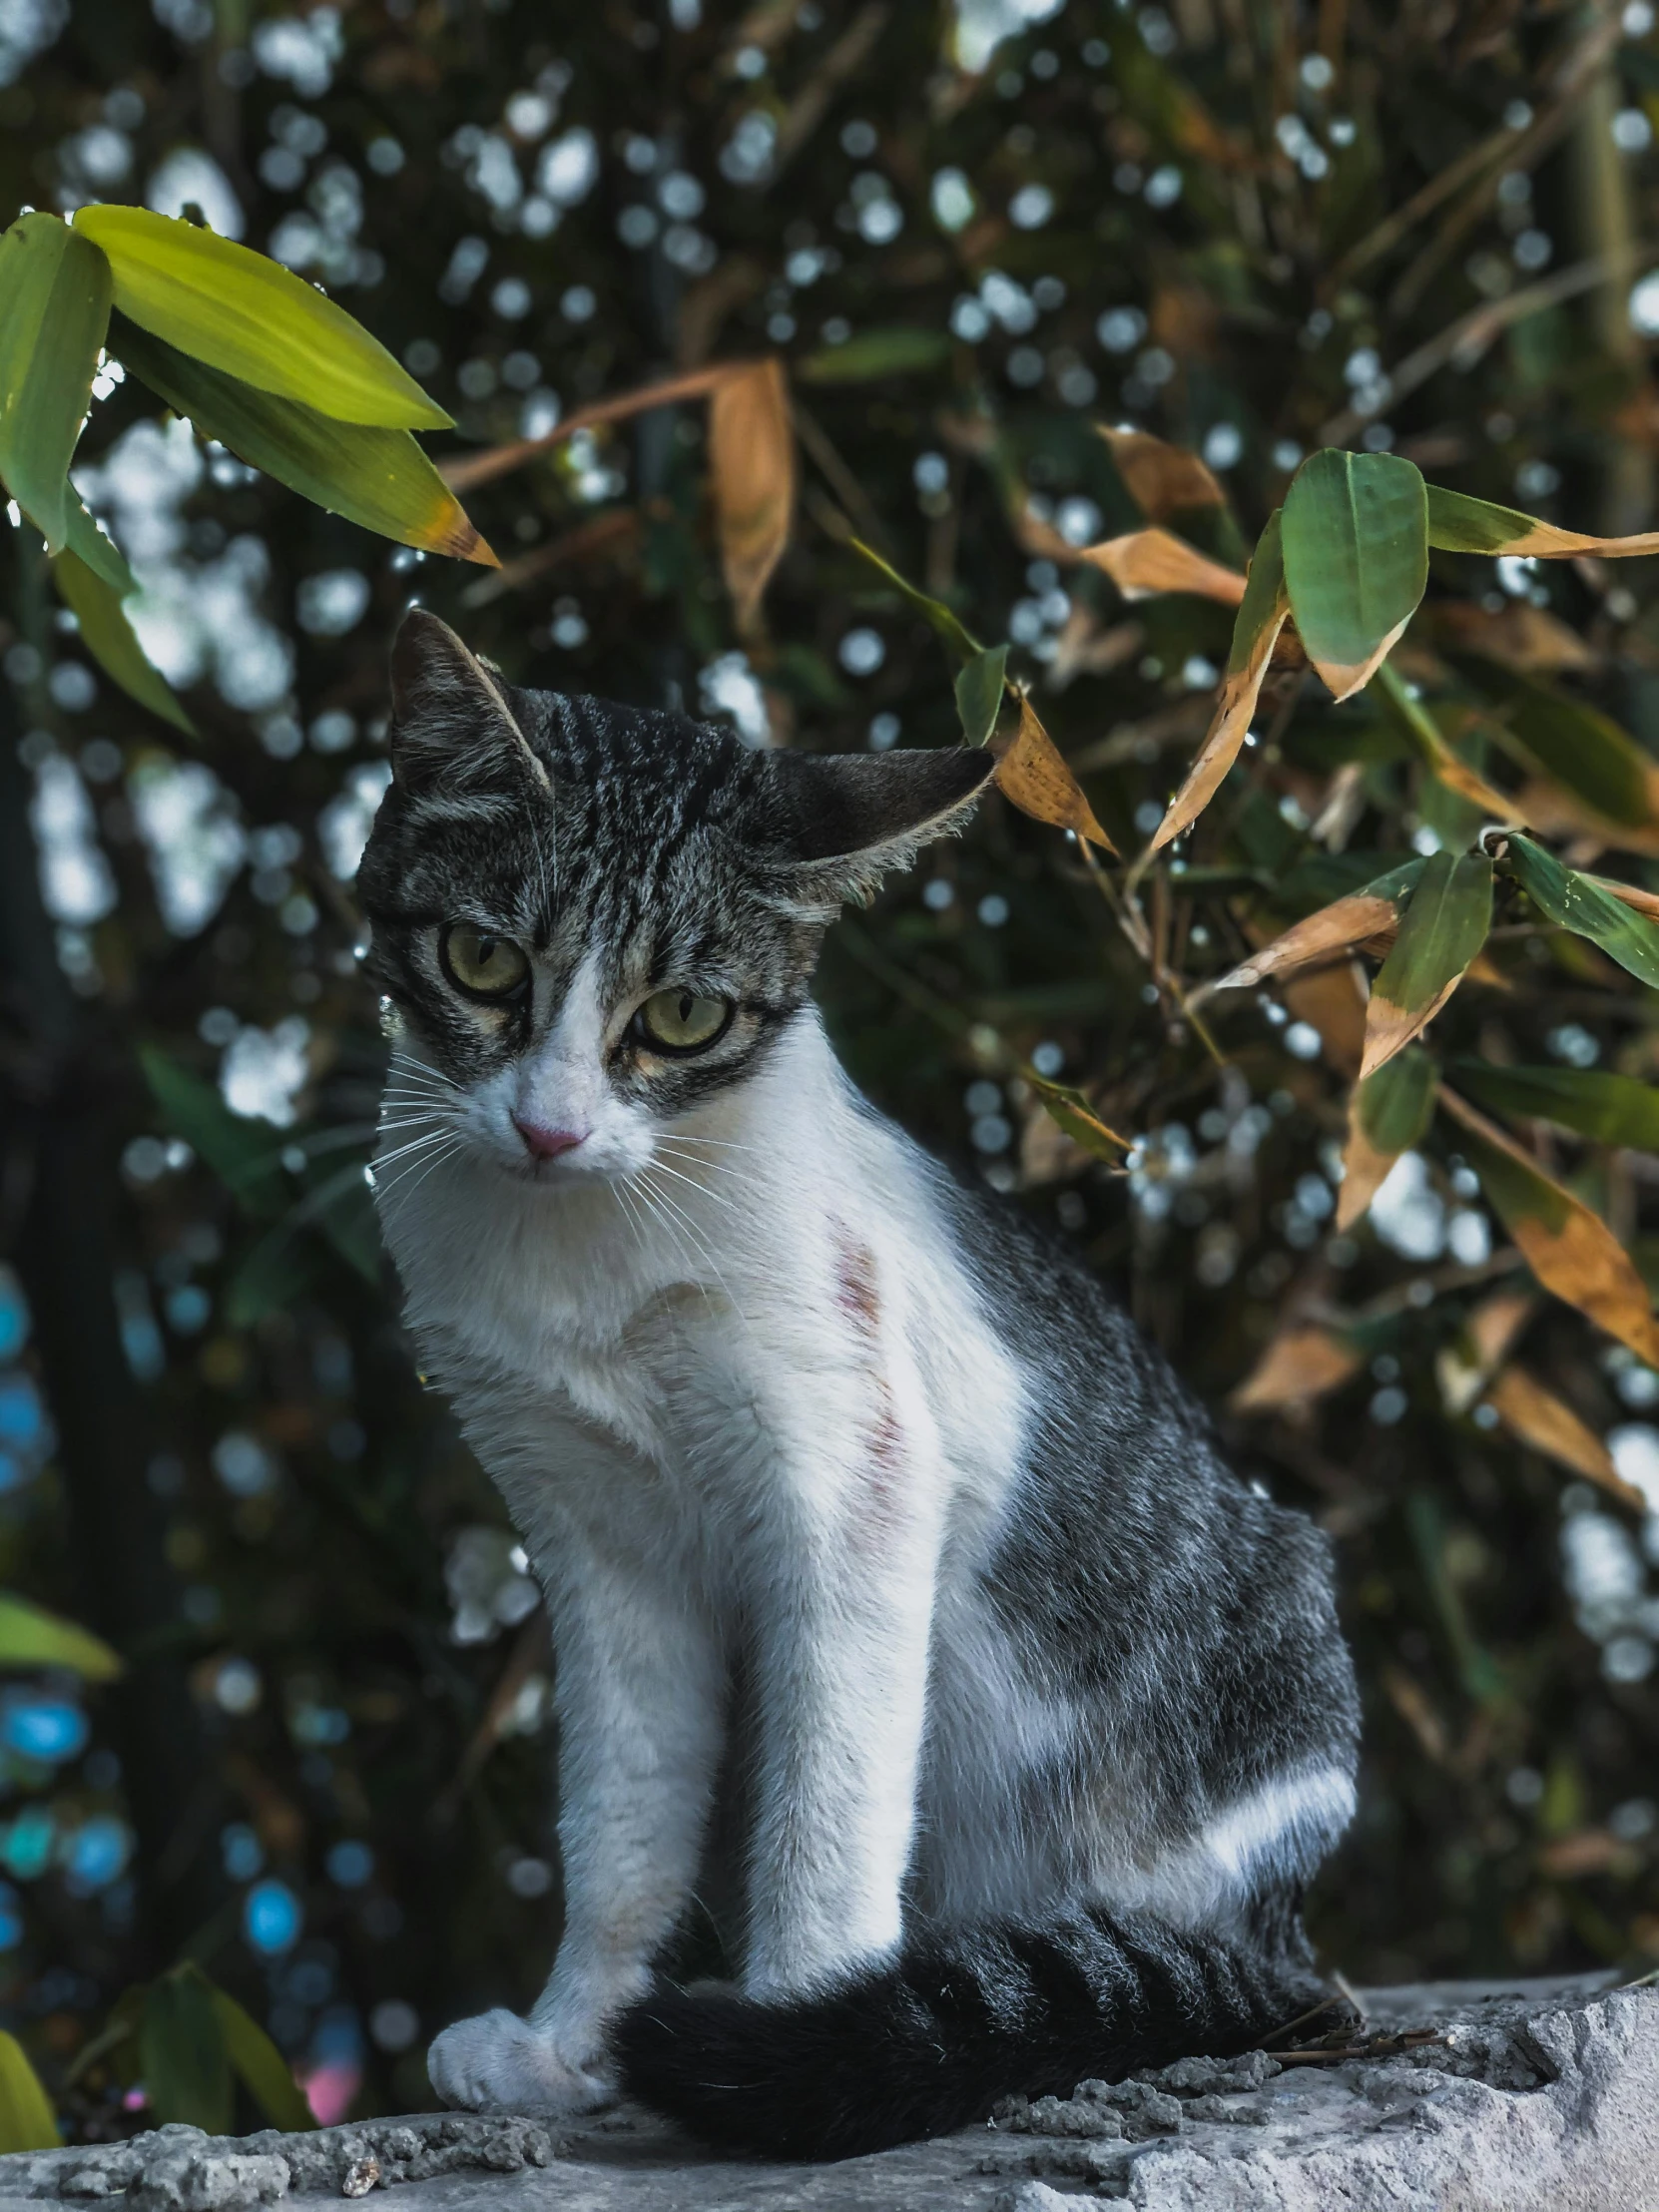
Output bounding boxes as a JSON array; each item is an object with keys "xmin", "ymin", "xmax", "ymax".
[
  {"xmin": 441, "ymin": 923, "xmax": 530, "ymax": 1000},
  {"xmin": 635, "ymin": 987, "xmax": 734, "ymax": 1055}
]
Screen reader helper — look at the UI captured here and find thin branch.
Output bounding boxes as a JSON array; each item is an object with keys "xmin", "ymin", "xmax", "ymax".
[{"xmin": 439, "ymin": 362, "xmax": 742, "ymax": 493}]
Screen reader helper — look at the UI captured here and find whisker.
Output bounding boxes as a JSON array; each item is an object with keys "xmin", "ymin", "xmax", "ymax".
[
  {"xmin": 636, "ymin": 1170, "xmax": 749, "ymax": 1335},
  {"xmin": 645, "ymin": 1156, "xmax": 738, "ymax": 1215},
  {"xmin": 654, "ymin": 1143, "xmax": 750, "ymax": 1186}
]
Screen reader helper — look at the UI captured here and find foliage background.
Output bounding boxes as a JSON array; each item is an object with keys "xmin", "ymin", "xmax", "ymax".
[{"xmin": 2, "ymin": 0, "xmax": 1659, "ymax": 2139}]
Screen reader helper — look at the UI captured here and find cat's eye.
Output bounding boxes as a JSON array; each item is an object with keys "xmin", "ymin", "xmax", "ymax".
[
  {"xmin": 440, "ymin": 922, "xmax": 530, "ymax": 1001},
  {"xmin": 634, "ymin": 987, "xmax": 733, "ymax": 1056}
]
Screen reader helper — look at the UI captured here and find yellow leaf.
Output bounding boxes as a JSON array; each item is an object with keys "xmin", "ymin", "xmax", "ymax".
[
  {"xmin": 994, "ymin": 695, "xmax": 1116, "ymax": 851},
  {"xmin": 1440, "ymin": 1087, "xmax": 1659, "ymax": 1366},
  {"xmin": 1097, "ymin": 426, "xmax": 1226, "ymax": 518},
  {"xmin": 0, "ymin": 2032, "xmax": 57, "ymax": 2152},
  {"xmin": 1431, "ymin": 599, "xmax": 1597, "ymax": 673},
  {"xmin": 1484, "ymin": 1369, "xmax": 1639, "ymax": 1503},
  {"xmin": 708, "ymin": 357, "xmax": 795, "ymax": 632},
  {"xmin": 1230, "ymin": 1325, "xmax": 1362, "ymax": 1413},
  {"xmin": 1078, "ymin": 526, "xmax": 1247, "ymax": 605}
]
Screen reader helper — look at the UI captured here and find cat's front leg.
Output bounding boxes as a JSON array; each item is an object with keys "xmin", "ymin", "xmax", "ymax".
[
  {"xmin": 743, "ymin": 1516, "xmax": 937, "ymax": 1994},
  {"xmin": 428, "ymin": 1531, "xmax": 725, "ymax": 2116}
]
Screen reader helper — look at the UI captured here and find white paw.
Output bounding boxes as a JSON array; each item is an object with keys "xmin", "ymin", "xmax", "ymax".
[{"xmin": 426, "ymin": 2008, "xmax": 615, "ymax": 2117}]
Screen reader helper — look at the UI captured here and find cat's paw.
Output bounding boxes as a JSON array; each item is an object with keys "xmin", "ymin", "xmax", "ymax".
[{"xmin": 426, "ymin": 2008, "xmax": 615, "ymax": 2116}]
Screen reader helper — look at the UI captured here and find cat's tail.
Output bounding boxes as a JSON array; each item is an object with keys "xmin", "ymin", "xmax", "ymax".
[{"xmin": 613, "ymin": 1903, "xmax": 1340, "ymax": 2161}]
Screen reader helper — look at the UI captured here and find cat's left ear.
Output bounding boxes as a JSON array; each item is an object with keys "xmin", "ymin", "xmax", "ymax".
[
  {"xmin": 387, "ymin": 608, "xmax": 550, "ymax": 797},
  {"xmin": 761, "ymin": 746, "xmax": 994, "ymax": 908}
]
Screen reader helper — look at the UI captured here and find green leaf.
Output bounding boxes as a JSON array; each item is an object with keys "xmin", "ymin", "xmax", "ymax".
[
  {"xmin": 1424, "ymin": 485, "xmax": 1540, "ymax": 555},
  {"xmin": 1456, "ymin": 664, "xmax": 1658, "ymax": 831},
  {"xmin": 140, "ymin": 1046, "xmax": 287, "ymax": 1218},
  {"xmin": 954, "ymin": 644, "xmax": 1009, "ymax": 747},
  {"xmin": 0, "ymin": 1594, "xmax": 121, "ymax": 1682},
  {"xmin": 847, "ymin": 538, "xmax": 982, "ymax": 661},
  {"xmin": 142, "ymin": 1967, "xmax": 232, "ymax": 2135},
  {"xmin": 0, "ymin": 213, "xmax": 112, "ymax": 554},
  {"xmin": 74, "ymin": 206, "xmax": 450, "ymax": 430},
  {"xmin": 1357, "ymin": 1044, "xmax": 1436, "ymax": 1153},
  {"xmin": 50, "ymin": 549, "xmax": 195, "ymax": 735},
  {"xmin": 113, "ymin": 318, "xmax": 495, "ymax": 567},
  {"xmin": 795, "ymin": 326, "xmax": 954, "ymax": 383},
  {"xmin": 62, "ymin": 495, "xmax": 137, "ymax": 597},
  {"xmin": 1503, "ymin": 834, "xmax": 1659, "ymax": 988},
  {"xmin": 1426, "ymin": 483, "xmax": 1659, "ymax": 560},
  {"xmin": 1448, "ymin": 1062, "xmax": 1659, "ymax": 1149},
  {"xmin": 1281, "ymin": 448, "xmax": 1428, "ymax": 701},
  {"xmin": 212, "ymin": 1985, "xmax": 314, "ymax": 2131},
  {"xmin": 0, "ymin": 2032, "xmax": 59, "ymax": 2152},
  {"xmin": 1361, "ymin": 850, "xmax": 1492, "ymax": 1077},
  {"xmin": 1025, "ymin": 1075, "xmax": 1133, "ymax": 1163}
]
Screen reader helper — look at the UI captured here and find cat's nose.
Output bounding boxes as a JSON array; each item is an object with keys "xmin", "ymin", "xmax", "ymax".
[{"xmin": 512, "ymin": 1115, "xmax": 586, "ymax": 1161}]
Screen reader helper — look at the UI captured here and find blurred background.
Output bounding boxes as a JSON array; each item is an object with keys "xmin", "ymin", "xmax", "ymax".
[{"xmin": 2, "ymin": 0, "xmax": 1659, "ymax": 2141}]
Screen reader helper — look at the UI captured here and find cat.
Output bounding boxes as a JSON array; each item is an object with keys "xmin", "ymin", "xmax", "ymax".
[{"xmin": 357, "ymin": 608, "xmax": 1360, "ymax": 2161}]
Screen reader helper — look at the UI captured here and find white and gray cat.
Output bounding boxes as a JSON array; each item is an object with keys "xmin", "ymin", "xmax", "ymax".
[{"xmin": 358, "ymin": 610, "xmax": 1359, "ymax": 2158}]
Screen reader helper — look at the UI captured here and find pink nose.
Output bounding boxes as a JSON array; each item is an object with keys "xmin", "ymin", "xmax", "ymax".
[{"xmin": 513, "ymin": 1116, "xmax": 586, "ymax": 1162}]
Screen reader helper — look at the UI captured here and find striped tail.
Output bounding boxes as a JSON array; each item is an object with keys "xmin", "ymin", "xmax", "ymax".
[{"xmin": 614, "ymin": 1903, "xmax": 1338, "ymax": 2161}]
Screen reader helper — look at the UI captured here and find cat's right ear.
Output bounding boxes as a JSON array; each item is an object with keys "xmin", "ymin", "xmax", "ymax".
[{"xmin": 387, "ymin": 609, "xmax": 550, "ymax": 797}]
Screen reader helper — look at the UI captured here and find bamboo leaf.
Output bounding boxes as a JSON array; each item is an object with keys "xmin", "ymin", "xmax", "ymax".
[
  {"xmin": 1457, "ymin": 664, "xmax": 1659, "ymax": 831},
  {"xmin": 1439, "ymin": 1087, "xmax": 1659, "ymax": 1365},
  {"xmin": 953, "ymin": 644, "xmax": 1009, "ymax": 747},
  {"xmin": 0, "ymin": 1594, "xmax": 121, "ymax": 1682},
  {"xmin": 114, "ymin": 319, "xmax": 495, "ymax": 567},
  {"xmin": 1207, "ymin": 860, "xmax": 1424, "ymax": 993},
  {"xmin": 72, "ymin": 206, "xmax": 449, "ymax": 429},
  {"xmin": 1338, "ymin": 1043, "xmax": 1436, "ymax": 1230},
  {"xmin": 1502, "ymin": 833, "xmax": 1659, "ymax": 989},
  {"xmin": 994, "ymin": 695, "xmax": 1116, "ymax": 850},
  {"xmin": 1360, "ymin": 850, "xmax": 1492, "ymax": 1078},
  {"xmin": 1230, "ymin": 1324, "xmax": 1362, "ymax": 1412},
  {"xmin": 1371, "ymin": 661, "xmax": 1520, "ymax": 820},
  {"xmin": 0, "ymin": 212, "xmax": 112, "ymax": 553},
  {"xmin": 1448, "ymin": 1061, "xmax": 1659, "ymax": 1149},
  {"xmin": 0, "ymin": 2033, "xmax": 59, "ymax": 2153},
  {"xmin": 1436, "ymin": 1287, "xmax": 1537, "ymax": 1414},
  {"xmin": 1098, "ymin": 426, "xmax": 1226, "ymax": 518},
  {"xmin": 62, "ymin": 495, "xmax": 137, "ymax": 597},
  {"xmin": 1281, "ymin": 449, "xmax": 1428, "ymax": 701},
  {"xmin": 1484, "ymin": 1369, "xmax": 1637, "ymax": 1502},
  {"xmin": 1024, "ymin": 1074, "xmax": 1133, "ymax": 1162},
  {"xmin": 1078, "ymin": 526, "xmax": 1246, "ymax": 605},
  {"xmin": 212, "ymin": 1985, "xmax": 314, "ymax": 2131},
  {"xmin": 1425, "ymin": 483, "xmax": 1659, "ymax": 559},
  {"xmin": 795, "ymin": 326, "xmax": 952, "ymax": 382},
  {"xmin": 50, "ymin": 548, "xmax": 195, "ymax": 735},
  {"xmin": 1146, "ymin": 509, "xmax": 1289, "ymax": 854},
  {"xmin": 847, "ymin": 537, "xmax": 981, "ymax": 660},
  {"xmin": 142, "ymin": 1967, "xmax": 232, "ymax": 2135},
  {"xmin": 708, "ymin": 358, "xmax": 795, "ymax": 631},
  {"xmin": 140, "ymin": 1046, "xmax": 286, "ymax": 1218}
]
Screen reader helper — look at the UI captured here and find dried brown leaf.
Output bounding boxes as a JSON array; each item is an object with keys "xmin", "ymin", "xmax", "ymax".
[
  {"xmin": 1146, "ymin": 593, "xmax": 1290, "ymax": 855},
  {"xmin": 1210, "ymin": 891, "xmax": 1399, "ymax": 995},
  {"xmin": 1097, "ymin": 427, "xmax": 1226, "ymax": 519},
  {"xmin": 1484, "ymin": 1369, "xmax": 1637, "ymax": 1500},
  {"xmin": 1436, "ymin": 1288, "xmax": 1537, "ymax": 1413},
  {"xmin": 1439, "ymin": 1087, "xmax": 1659, "ymax": 1366},
  {"xmin": 1229, "ymin": 1325, "xmax": 1362, "ymax": 1414},
  {"xmin": 1282, "ymin": 961, "xmax": 1369, "ymax": 1078},
  {"xmin": 708, "ymin": 357, "xmax": 796, "ymax": 631},
  {"xmin": 1079, "ymin": 526, "xmax": 1247, "ymax": 606},
  {"xmin": 1432, "ymin": 600, "xmax": 1597, "ymax": 672},
  {"xmin": 993, "ymin": 696, "xmax": 1116, "ymax": 850}
]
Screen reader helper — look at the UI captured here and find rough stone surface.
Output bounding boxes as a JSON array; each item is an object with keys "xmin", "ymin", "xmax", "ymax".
[{"xmin": 0, "ymin": 1976, "xmax": 1653, "ymax": 2211}]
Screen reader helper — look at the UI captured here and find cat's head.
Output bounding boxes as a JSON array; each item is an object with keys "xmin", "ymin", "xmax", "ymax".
[{"xmin": 357, "ymin": 610, "xmax": 992, "ymax": 1184}]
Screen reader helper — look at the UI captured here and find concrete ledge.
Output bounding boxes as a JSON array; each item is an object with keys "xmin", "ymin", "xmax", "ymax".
[{"xmin": 1, "ymin": 1974, "xmax": 1653, "ymax": 2212}]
